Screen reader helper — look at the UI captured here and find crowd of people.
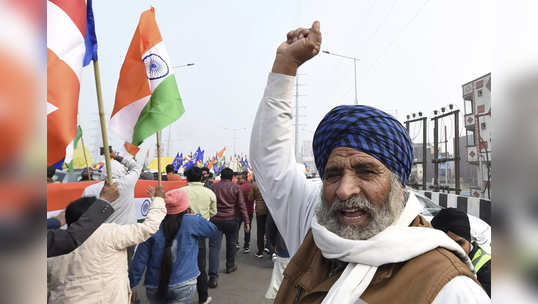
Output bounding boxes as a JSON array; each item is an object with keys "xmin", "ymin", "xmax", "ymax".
[
  {"xmin": 47, "ymin": 20, "xmax": 491, "ymax": 304},
  {"xmin": 47, "ymin": 158, "xmax": 286, "ymax": 303}
]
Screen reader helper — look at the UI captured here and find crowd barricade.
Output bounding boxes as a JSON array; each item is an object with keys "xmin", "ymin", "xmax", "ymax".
[
  {"xmin": 416, "ymin": 190, "xmax": 491, "ymax": 225},
  {"xmin": 47, "ymin": 179, "xmax": 188, "ymax": 220}
]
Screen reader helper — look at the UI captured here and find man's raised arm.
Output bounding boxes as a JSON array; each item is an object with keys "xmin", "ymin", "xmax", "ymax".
[{"xmin": 249, "ymin": 21, "xmax": 322, "ymax": 256}]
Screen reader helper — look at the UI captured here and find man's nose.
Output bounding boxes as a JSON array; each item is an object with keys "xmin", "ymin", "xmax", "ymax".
[{"xmin": 335, "ymin": 173, "xmax": 361, "ymax": 201}]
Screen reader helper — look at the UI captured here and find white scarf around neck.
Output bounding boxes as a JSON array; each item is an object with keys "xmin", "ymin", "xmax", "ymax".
[{"xmin": 311, "ymin": 192, "xmax": 473, "ymax": 304}]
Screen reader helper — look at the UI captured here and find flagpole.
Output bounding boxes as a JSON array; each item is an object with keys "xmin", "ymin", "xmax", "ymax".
[
  {"xmin": 144, "ymin": 149, "xmax": 150, "ymax": 168},
  {"xmin": 156, "ymin": 131, "xmax": 162, "ymax": 186},
  {"xmin": 93, "ymin": 60, "xmax": 113, "ymax": 184},
  {"xmin": 80, "ymin": 134, "xmax": 92, "ymax": 180}
]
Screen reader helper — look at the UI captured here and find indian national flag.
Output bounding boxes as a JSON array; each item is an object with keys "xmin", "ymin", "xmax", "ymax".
[
  {"xmin": 64, "ymin": 125, "xmax": 82, "ymax": 172},
  {"xmin": 110, "ymin": 7, "xmax": 184, "ymax": 146}
]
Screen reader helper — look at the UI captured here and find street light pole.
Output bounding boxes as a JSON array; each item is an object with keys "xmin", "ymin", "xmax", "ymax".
[
  {"xmin": 167, "ymin": 63, "xmax": 195, "ymax": 155},
  {"xmin": 353, "ymin": 58, "xmax": 357, "ymax": 105},
  {"xmin": 172, "ymin": 63, "xmax": 195, "ymax": 69},
  {"xmin": 224, "ymin": 128, "xmax": 246, "ymax": 155},
  {"xmin": 322, "ymin": 50, "xmax": 359, "ymax": 105}
]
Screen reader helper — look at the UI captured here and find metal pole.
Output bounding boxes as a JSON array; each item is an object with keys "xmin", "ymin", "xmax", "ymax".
[
  {"xmin": 92, "ymin": 60, "xmax": 112, "ymax": 184},
  {"xmin": 156, "ymin": 131, "xmax": 162, "ymax": 186},
  {"xmin": 80, "ymin": 134, "xmax": 92, "ymax": 180},
  {"xmin": 444, "ymin": 125, "xmax": 448, "ymax": 187},
  {"xmin": 354, "ymin": 58, "xmax": 358, "ymax": 105},
  {"xmin": 233, "ymin": 130, "xmax": 236, "ymax": 156},
  {"xmin": 454, "ymin": 110, "xmax": 461, "ymax": 195},
  {"xmin": 172, "ymin": 63, "xmax": 195, "ymax": 69},
  {"xmin": 225, "ymin": 128, "xmax": 245, "ymax": 156},
  {"xmin": 422, "ymin": 117, "xmax": 427, "ymax": 190},
  {"xmin": 322, "ymin": 50, "xmax": 359, "ymax": 105},
  {"xmin": 433, "ymin": 117, "xmax": 439, "ymax": 191}
]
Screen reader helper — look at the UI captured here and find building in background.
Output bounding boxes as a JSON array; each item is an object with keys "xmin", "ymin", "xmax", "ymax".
[
  {"xmin": 462, "ymin": 73, "xmax": 491, "ymax": 199},
  {"xmin": 301, "ymin": 140, "xmax": 317, "ymax": 177},
  {"xmin": 408, "ymin": 142, "xmax": 434, "ymax": 189}
]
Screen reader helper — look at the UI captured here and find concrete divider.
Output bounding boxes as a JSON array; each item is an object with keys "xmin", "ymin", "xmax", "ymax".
[{"xmin": 416, "ymin": 191, "xmax": 491, "ymax": 224}]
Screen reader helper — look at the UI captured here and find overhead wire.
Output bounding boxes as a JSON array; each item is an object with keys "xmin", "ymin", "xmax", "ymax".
[
  {"xmin": 363, "ymin": 0, "xmax": 434, "ymax": 77},
  {"xmin": 361, "ymin": 0, "xmax": 400, "ymax": 47}
]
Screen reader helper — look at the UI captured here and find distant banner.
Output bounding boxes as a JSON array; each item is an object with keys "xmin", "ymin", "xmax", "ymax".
[{"xmin": 47, "ymin": 179, "xmax": 187, "ymax": 220}]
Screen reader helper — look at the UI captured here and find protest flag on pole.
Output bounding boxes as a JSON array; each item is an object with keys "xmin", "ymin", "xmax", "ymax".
[
  {"xmin": 110, "ymin": 7, "xmax": 185, "ymax": 146},
  {"xmin": 217, "ymin": 147, "xmax": 226, "ymax": 159},
  {"xmin": 110, "ymin": 7, "xmax": 184, "ymax": 185},
  {"xmin": 64, "ymin": 125, "xmax": 83, "ymax": 173},
  {"xmin": 47, "ymin": 0, "xmax": 98, "ymax": 168}
]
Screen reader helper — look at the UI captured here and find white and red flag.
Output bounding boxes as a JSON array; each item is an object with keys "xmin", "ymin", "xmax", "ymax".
[{"xmin": 47, "ymin": 0, "xmax": 98, "ymax": 167}]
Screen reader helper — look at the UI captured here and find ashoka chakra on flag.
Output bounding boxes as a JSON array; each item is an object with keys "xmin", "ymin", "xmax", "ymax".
[{"xmin": 143, "ymin": 53, "xmax": 169, "ymax": 80}]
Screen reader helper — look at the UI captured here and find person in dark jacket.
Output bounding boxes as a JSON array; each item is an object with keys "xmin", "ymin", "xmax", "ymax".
[
  {"xmin": 266, "ymin": 212, "xmax": 289, "ymax": 259},
  {"xmin": 248, "ymin": 177, "xmax": 269, "ymax": 258},
  {"xmin": 47, "ymin": 182, "xmax": 119, "ymax": 257},
  {"xmin": 431, "ymin": 208, "xmax": 491, "ymax": 297},
  {"xmin": 208, "ymin": 168, "xmax": 250, "ymax": 287},
  {"xmin": 236, "ymin": 173, "xmax": 254, "ymax": 253}
]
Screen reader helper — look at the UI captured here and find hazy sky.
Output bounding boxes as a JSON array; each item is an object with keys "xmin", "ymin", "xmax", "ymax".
[{"xmin": 77, "ymin": 0, "xmax": 493, "ymax": 162}]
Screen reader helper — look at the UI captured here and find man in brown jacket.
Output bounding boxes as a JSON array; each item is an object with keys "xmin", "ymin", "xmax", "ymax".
[
  {"xmin": 208, "ymin": 168, "xmax": 250, "ymax": 287},
  {"xmin": 250, "ymin": 21, "xmax": 490, "ymax": 303},
  {"xmin": 248, "ymin": 176, "xmax": 269, "ymax": 258}
]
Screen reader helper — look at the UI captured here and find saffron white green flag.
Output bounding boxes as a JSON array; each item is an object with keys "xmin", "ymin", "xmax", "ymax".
[
  {"xmin": 110, "ymin": 7, "xmax": 184, "ymax": 146},
  {"xmin": 64, "ymin": 125, "xmax": 82, "ymax": 172}
]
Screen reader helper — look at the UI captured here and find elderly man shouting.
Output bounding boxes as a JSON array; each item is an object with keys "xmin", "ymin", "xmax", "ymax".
[{"xmin": 250, "ymin": 21, "xmax": 490, "ymax": 304}]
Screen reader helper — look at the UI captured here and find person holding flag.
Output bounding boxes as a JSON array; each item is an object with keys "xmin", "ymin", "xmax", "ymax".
[
  {"xmin": 86, "ymin": 4, "xmax": 186, "ymax": 264},
  {"xmin": 82, "ymin": 150, "xmax": 142, "ymax": 225}
]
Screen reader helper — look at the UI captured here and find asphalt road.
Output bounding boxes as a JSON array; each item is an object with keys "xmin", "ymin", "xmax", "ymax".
[{"xmin": 134, "ymin": 216, "xmax": 275, "ymax": 304}]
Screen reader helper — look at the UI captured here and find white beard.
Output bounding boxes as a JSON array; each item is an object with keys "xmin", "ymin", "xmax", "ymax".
[{"xmin": 315, "ymin": 175, "xmax": 405, "ymax": 240}]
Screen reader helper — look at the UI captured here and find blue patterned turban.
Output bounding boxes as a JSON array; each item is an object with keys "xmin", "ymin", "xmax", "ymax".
[{"xmin": 313, "ymin": 105, "xmax": 413, "ymax": 185}]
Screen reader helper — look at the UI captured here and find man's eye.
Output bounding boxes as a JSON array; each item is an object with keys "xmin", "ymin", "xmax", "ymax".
[{"xmin": 324, "ymin": 174, "xmax": 340, "ymax": 182}]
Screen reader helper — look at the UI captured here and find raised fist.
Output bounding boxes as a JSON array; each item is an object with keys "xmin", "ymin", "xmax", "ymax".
[{"xmin": 272, "ymin": 21, "xmax": 322, "ymax": 76}]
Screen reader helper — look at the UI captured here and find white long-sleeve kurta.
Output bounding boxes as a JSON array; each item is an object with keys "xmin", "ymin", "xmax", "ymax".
[
  {"xmin": 250, "ymin": 72, "xmax": 490, "ymax": 303},
  {"xmin": 83, "ymin": 156, "xmax": 143, "ymax": 225}
]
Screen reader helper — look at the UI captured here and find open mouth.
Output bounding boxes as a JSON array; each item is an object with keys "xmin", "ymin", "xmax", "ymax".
[{"xmin": 337, "ymin": 208, "xmax": 369, "ymax": 226}]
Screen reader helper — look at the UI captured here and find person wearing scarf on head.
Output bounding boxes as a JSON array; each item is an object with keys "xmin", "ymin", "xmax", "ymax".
[
  {"xmin": 129, "ymin": 189, "xmax": 217, "ymax": 304},
  {"xmin": 249, "ymin": 21, "xmax": 490, "ymax": 304}
]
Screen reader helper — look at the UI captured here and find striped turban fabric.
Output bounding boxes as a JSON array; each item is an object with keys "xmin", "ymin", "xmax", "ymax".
[{"xmin": 312, "ymin": 105, "xmax": 413, "ymax": 185}]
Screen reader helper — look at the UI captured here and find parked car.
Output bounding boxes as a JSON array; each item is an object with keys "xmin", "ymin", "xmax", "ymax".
[{"xmin": 53, "ymin": 168, "xmax": 103, "ymax": 183}]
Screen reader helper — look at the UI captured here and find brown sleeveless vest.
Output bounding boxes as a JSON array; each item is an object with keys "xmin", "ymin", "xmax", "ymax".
[{"xmin": 274, "ymin": 216, "xmax": 478, "ymax": 304}]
